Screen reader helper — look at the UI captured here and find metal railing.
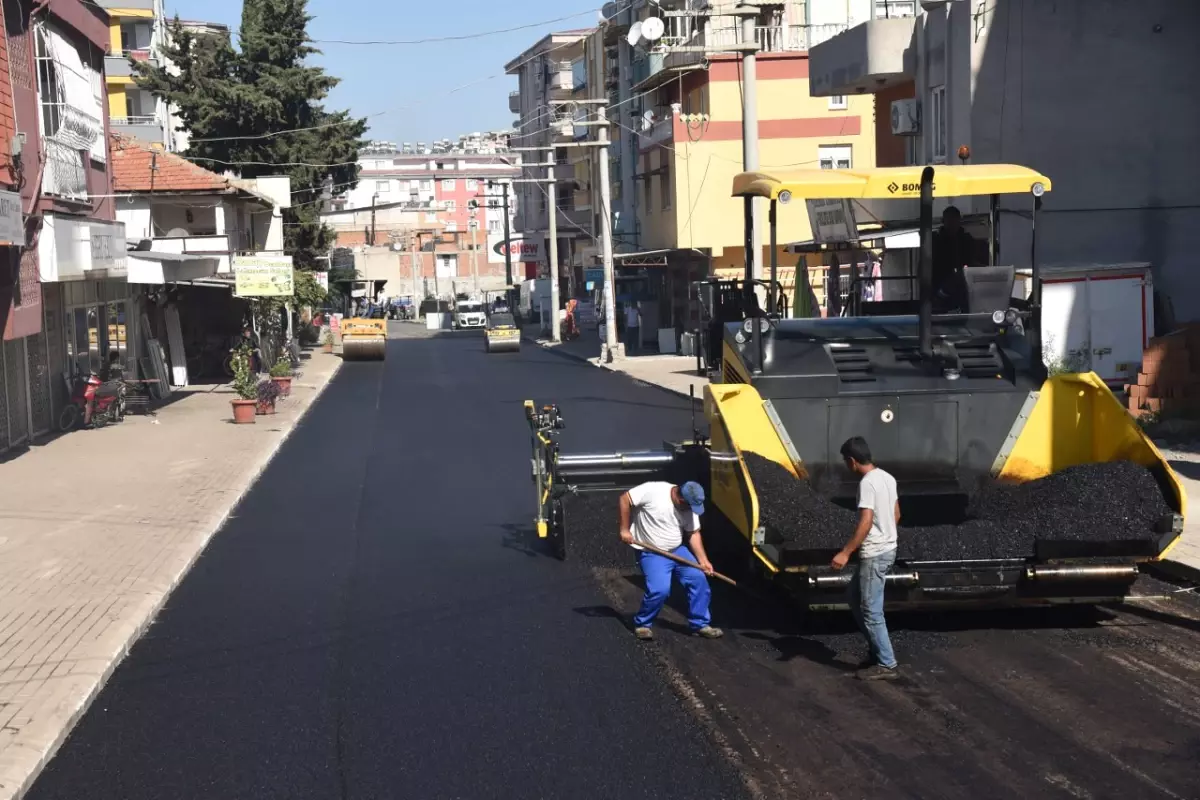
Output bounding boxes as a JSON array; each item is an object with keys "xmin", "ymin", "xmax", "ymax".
[
  {"xmin": 44, "ymin": 139, "xmax": 87, "ymax": 201},
  {"xmin": 111, "ymin": 115, "xmax": 157, "ymax": 126}
]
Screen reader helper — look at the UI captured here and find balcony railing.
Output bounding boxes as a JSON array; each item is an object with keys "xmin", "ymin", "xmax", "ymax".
[
  {"xmin": 508, "ymin": 91, "xmax": 520, "ymax": 114},
  {"xmin": 656, "ymin": 22, "xmax": 850, "ymax": 80},
  {"xmin": 111, "ymin": 115, "xmax": 157, "ymax": 126},
  {"xmin": 44, "ymin": 138, "xmax": 88, "ymax": 201}
]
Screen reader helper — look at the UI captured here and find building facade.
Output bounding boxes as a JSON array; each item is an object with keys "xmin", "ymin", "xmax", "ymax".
[
  {"xmin": 808, "ymin": 0, "xmax": 1200, "ymax": 324},
  {"xmin": 97, "ymin": 0, "xmax": 176, "ymax": 149}
]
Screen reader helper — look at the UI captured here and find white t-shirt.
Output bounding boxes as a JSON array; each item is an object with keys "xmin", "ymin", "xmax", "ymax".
[
  {"xmin": 625, "ymin": 304, "xmax": 640, "ymax": 328},
  {"xmin": 857, "ymin": 467, "xmax": 899, "ymax": 559},
  {"xmin": 627, "ymin": 481, "xmax": 698, "ymax": 551}
]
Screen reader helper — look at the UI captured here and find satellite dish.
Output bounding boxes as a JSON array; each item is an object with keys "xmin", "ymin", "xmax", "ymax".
[
  {"xmin": 641, "ymin": 17, "xmax": 665, "ymax": 42},
  {"xmin": 626, "ymin": 21, "xmax": 643, "ymax": 47},
  {"xmin": 601, "ymin": 2, "xmax": 619, "ymax": 20}
]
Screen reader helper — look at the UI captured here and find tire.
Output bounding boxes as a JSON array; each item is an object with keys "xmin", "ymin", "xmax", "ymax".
[{"xmin": 58, "ymin": 403, "xmax": 80, "ymax": 432}]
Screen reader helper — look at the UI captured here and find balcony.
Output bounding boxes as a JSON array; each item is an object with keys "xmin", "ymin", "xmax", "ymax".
[
  {"xmin": 637, "ymin": 22, "xmax": 849, "ymax": 90},
  {"xmin": 555, "ymin": 206, "xmax": 592, "ymax": 234},
  {"xmin": 546, "ymin": 61, "xmax": 575, "ymax": 99},
  {"xmin": 94, "ymin": 0, "xmax": 153, "ymax": 10},
  {"xmin": 508, "ymin": 91, "xmax": 520, "ymax": 114},
  {"xmin": 105, "ymin": 50, "xmax": 156, "ymax": 79},
  {"xmin": 44, "ymin": 139, "xmax": 88, "ymax": 201},
  {"xmin": 111, "ymin": 116, "xmax": 164, "ymax": 145},
  {"xmin": 152, "ymin": 233, "xmax": 245, "ymax": 274},
  {"xmin": 808, "ymin": 16, "xmax": 917, "ymax": 97}
]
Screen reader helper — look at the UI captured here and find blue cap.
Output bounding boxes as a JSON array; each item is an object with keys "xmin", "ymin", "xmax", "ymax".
[{"xmin": 680, "ymin": 481, "xmax": 705, "ymax": 516}]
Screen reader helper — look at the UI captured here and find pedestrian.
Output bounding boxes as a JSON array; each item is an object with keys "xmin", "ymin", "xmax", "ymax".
[
  {"xmin": 625, "ymin": 301, "xmax": 641, "ymax": 356},
  {"xmin": 618, "ymin": 480, "xmax": 723, "ymax": 641},
  {"xmin": 831, "ymin": 436, "xmax": 900, "ymax": 680}
]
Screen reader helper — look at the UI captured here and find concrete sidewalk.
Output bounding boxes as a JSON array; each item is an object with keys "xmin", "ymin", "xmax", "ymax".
[
  {"xmin": 0, "ymin": 350, "xmax": 341, "ymax": 799},
  {"xmin": 525, "ymin": 326, "xmax": 1200, "ymax": 586}
]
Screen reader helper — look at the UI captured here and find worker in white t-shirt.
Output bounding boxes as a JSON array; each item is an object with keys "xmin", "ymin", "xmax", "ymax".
[
  {"xmin": 624, "ymin": 302, "xmax": 641, "ymax": 355},
  {"xmin": 618, "ymin": 481, "xmax": 723, "ymax": 641}
]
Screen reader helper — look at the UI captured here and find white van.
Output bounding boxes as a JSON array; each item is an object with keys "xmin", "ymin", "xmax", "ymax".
[{"xmin": 453, "ymin": 300, "xmax": 486, "ymax": 329}]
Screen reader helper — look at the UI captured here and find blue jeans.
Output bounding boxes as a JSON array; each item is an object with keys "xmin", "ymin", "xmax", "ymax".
[
  {"xmin": 849, "ymin": 549, "xmax": 897, "ymax": 669},
  {"xmin": 625, "ymin": 326, "xmax": 640, "ymax": 355},
  {"xmin": 634, "ymin": 546, "xmax": 712, "ymax": 630}
]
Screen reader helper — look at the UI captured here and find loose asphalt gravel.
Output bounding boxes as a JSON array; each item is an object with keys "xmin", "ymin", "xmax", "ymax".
[
  {"xmin": 743, "ymin": 453, "xmax": 1172, "ymax": 561},
  {"xmin": 26, "ymin": 326, "xmax": 1200, "ymax": 800}
]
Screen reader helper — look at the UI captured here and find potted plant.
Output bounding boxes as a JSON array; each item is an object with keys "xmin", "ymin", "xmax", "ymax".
[
  {"xmin": 230, "ymin": 345, "xmax": 258, "ymax": 424},
  {"xmin": 269, "ymin": 354, "xmax": 293, "ymax": 396},
  {"xmin": 321, "ymin": 330, "xmax": 334, "ymax": 353},
  {"xmin": 256, "ymin": 378, "xmax": 282, "ymax": 415}
]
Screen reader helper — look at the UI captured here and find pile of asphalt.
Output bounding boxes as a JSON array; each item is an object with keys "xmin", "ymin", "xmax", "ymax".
[
  {"xmin": 743, "ymin": 453, "xmax": 1172, "ymax": 562},
  {"xmin": 563, "ymin": 489, "xmax": 642, "ymax": 569}
]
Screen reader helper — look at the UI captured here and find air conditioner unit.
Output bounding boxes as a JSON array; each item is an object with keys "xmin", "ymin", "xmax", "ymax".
[{"xmin": 891, "ymin": 99, "xmax": 920, "ymax": 135}]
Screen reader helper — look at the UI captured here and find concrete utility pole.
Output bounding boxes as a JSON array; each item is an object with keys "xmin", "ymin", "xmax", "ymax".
[
  {"xmin": 499, "ymin": 183, "xmax": 513, "ymax": 286},
  {"xmin": 738, "ymin": 3, "xmax": 761, "ymax": 291},
  {"xmin": 597, "ymin": 105, "xmax": 619, "ymax": 361},
  {"xmin": 411, "ymin": 231, "xmax": 421, "ymax": 309},
  {"xmin": 547, "ymin": 154, "xmax": 561, "ymax": 342},
  {"xmin": 470, "ymin": 220, "xmax": 480, "ymax": 295}
]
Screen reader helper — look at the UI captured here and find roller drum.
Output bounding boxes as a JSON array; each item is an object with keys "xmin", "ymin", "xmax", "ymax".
[{"xmin": 341, "ymin": 337, "xmax": 387, "ymax": 361}]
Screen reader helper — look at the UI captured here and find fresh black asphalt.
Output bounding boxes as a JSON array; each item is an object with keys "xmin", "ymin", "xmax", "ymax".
[{"xmin": 27, "ymin": 327, "xmax": 747, "ymax": 800}]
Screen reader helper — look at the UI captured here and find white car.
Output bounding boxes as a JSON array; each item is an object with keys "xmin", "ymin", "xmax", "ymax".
[{"xmin": 454, "ymin": 302, "xmax": 486, "ymax": 329}]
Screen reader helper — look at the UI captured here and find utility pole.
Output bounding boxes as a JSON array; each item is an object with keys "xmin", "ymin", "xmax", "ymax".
[
  {"xmin": 470, "ymin": 216, "xmax": 480, "ymax": 295},
  {"xmin": 597, "ymin": 105, "xmax": 619, "ymax": 361},
  {"xmin": 410, "ymin": 230, "xmax": 421, "ymax": 313},
  {"xmin": 491, "ymin": 180, "xmax": 514, "ymax": 287},
  {"xmin": 547, "ymin": 153, "xmax": 561, "ymax": 342},
  {"xmin": 370, "ymin": 193, "xmax": 379, "ymax": 247},
  {"xmin": 738, "ymin": 3, "xmax": 761, "ymax": 293}
]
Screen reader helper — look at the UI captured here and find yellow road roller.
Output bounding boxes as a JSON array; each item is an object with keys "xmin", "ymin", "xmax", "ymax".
[
  {"xmin": 524, "ymin": 164, "xmax": 1185, "ymax": 611},
  {"xmin": 485, "ymin": 310, "xmax": 521, "ymax": 354},
  {"xmin": 340, "ymin": 318, "xmax": 387, "ymax": 361}
]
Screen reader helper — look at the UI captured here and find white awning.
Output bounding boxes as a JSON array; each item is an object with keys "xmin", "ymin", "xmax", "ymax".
[{"xmin": 126, "ymin": 251, "xmax": 221, "ymax": 285}]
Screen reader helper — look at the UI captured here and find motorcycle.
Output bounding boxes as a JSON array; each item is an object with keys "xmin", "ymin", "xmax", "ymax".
[{"xmin": 59, "ymin": 372, "xmax": 127, "ymax": 432}]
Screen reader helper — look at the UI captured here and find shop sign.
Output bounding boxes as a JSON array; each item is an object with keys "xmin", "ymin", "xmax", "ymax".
[
  {"xmin": 0, "ymin": 189, "xmax": 22, "ymax": 245},
  {"xmin": 492, "ymin": 236, "xmax": 540, "ymax": 263},
  {"xmin": 584, "ymin": 268, "xmax": 604, "ymax": 284},
  {"xmin": 806, "ymin": 198, "xmax": 858, "ymax": 244},
  {"xmin": 234, "ymin": 255, "xmax": 294, "ymax": 297}
]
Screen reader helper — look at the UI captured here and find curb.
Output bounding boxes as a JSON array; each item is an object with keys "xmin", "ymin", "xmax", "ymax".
[
  {"xmin": 1144, "ymin": 558, "xmax": 1200, "ymax": 588},
  {"xmin": 7, "ymin": 354, "xmax": 343, "ymax": 800},
  {"xmin": 523, "ymin": 331, "xmax": 699, "ymax": 402}
]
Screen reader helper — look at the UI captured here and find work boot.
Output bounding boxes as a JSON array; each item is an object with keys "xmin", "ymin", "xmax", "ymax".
[
  {"xmin": 856, "ymin": 664, "xmax": 899, "ymax": 681},
  {"xmin": 693, "ymin": 626, "xmax": 724, "ymax": 639},
  {"xmin": 634, "ymin": 626, "xmax": 654, "ymax": 640}
]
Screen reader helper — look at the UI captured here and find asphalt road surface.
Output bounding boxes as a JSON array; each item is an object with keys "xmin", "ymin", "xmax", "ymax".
[{"xmin": 28, "ymin": 325, "xmax": 1200, "ymax": 800}]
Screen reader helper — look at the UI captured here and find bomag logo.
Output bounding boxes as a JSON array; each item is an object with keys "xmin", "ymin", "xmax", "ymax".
[{"xmin": 887, "ymin": 181, "xmax": 935, "ymax": 195}]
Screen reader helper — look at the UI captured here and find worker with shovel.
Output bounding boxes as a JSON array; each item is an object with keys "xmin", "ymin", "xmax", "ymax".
[{"xmin": 619, "ymin": 481, "xmax": 724, "ymax": 641}]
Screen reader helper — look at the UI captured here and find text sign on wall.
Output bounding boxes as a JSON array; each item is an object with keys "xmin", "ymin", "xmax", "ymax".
[
  {"xmin": 805, "ymin": 199, "xmax": 859, "ymax": 244},
  {"xmin": 234, "ymin": 255, "xmax": 294, "ymax": 297}
]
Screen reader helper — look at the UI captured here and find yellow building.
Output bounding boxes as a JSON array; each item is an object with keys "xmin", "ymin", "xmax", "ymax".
[
  {"xmin": 620, "ymin": 47, "xmax": 878, "ymax": 330},
  {"xmin": 99, "ymin": 0, "xmax": 170, "ymax": 149}
]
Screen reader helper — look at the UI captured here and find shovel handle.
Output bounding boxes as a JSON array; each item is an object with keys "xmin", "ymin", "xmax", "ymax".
[{"xmin": 631, "ymin": 542, "xmax": 738, "ymax": 587}]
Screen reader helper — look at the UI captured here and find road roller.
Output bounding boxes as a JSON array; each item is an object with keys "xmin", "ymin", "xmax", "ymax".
[
  {"xmin": 340, "ymin": 318, "xmax": 387, "ymax": 361},
  {"xmin": 523, "ymin": 164, "xmax": 1186, "ymax": 611},
  {"xmin": 485, "ymin": 311, "xmax": 521, "ymax": 354}
]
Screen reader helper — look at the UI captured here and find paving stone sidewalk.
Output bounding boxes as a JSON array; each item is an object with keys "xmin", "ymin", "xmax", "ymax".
[
  {"xmin": 526, "ymin": 326, "xmax": 1200, "ymax": 585},
  {"xmin": 0, "ymin": 349, "xmax": 341, "ymax": 799}
]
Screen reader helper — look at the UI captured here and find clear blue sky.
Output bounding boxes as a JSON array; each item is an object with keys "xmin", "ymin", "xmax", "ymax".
[{"xmin": 166, "ymin": 0, "xmax": 599, "ymax": 143}]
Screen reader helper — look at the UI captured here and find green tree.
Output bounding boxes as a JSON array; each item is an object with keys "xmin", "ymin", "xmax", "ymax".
[{"xmin": 134, "ymin": 0, "xmax": 366, "ymax": 270}]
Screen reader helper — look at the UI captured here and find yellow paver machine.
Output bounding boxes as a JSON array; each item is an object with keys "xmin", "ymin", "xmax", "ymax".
[
  {"xmin": 340, "ymin": 318, "xmax": 387, "ymax": 361},
  {"xmin": 524, "ymin": 164, "xmax": 1185, "ymax": 611}
]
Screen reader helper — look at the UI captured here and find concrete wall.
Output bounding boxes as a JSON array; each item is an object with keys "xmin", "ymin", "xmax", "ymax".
[{"xmin": 919, "ymin": 0, "xmax": 1200, "ymax": 323}]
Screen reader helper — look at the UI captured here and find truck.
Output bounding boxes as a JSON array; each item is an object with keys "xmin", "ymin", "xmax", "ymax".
[{"xmin": 518, "ymin": 279, "xmax": 550, "ymax": 324}]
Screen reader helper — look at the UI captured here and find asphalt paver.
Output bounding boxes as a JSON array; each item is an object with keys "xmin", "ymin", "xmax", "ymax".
[{"xmin": 26, "ymin": 326, "xmax": 747, "ymax": 800}]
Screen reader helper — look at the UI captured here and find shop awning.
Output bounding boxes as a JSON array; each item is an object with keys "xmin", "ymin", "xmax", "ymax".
[
  {"xmin": 613, "ymin": 248, "xmax": 706, "ymax": 268},
  {"xmin": 126, "ymin": 251, "xmax": 222, "ymax": 285}
]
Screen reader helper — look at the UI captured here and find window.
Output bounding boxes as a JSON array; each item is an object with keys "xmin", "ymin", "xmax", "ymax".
[
  {"xmin": 420, "ymin": 180, "xmax": 432, "ymax": 191},
  {"xmin": 930, "ymin": 85, "xmax": 946, "ymax": 161},
  {"xmin": 445, "ymin": 221, "xmax": 457, "ymax": 232},
  {"xmin": 424, "ymin": 212, "xmax": 438, "ymax": 223},
  {"xmin": 571, "ymin": 58, "xmax": 587, "ymax": 91},
  {"xmin": 442, "ymin": 179, "xmax": 456, "ymax": 190},
  {"xmin": 828, "ymin": 95, "xmax": 847, "ymax": 110},
  {"xmin": 818, "ymin": 145, "xmax": 852, "ymax": 170},
  {"xmin": 375, "ymin": 181, "xmax": 390, "ymax": 192},
  {"xmin": 488, "ymin": 218, "xmax": 501, "ymax": 234},
  {"xmin": 444, "ymin": 200, "xmax": 456, "ymax": 212},
  {"xmin": 661, "ymin": 160, "xmax": 671, "ymax": 211},
  {"xmin": 875, "ymin": 0, "xmax": 916, "ymax": 18},
  {"xmin": 466, "ymin": 178, "xmax": 478, "ymax": 191}
]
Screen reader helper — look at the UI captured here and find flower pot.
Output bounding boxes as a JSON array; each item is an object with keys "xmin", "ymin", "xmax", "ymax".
[
  {"xmin": 323, "ymin": 343, "xmax": 333, "ymax": 353},
  {"xmin": 271, "ymin": 375, "xmax": 292, "ymax": 397},
  {"xmin": 256, "ymin": 399, "xmax": 276, "ymax": 415},
  {"xmin": 231, "ymin": 399, "xmax": 257, "ymax": 424}
]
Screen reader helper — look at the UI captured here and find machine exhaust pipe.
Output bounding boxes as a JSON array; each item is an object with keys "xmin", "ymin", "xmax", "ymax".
[{"xmin": 918, "ymin": 165, "xmax": 935, "ymax": 359}]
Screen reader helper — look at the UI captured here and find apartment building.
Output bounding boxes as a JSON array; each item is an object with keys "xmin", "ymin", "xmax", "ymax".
[
  {"xmin": 95, "ymin": 0, "xmax": 175, "ymax": 148},
  {"xmin": 808, "ymin": 0, "xmax": 1200, "ymax": 352},
  {"xmin": 0, "ymin": 0, "xmax": 128, "ymax": 452},
  {"xmin": 505, "ymin": 29, "xmax": 600, "ymax": 287},
  {"xmin": 598, "ymin": 0, "xmax": 879, "ymax": 339}
]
